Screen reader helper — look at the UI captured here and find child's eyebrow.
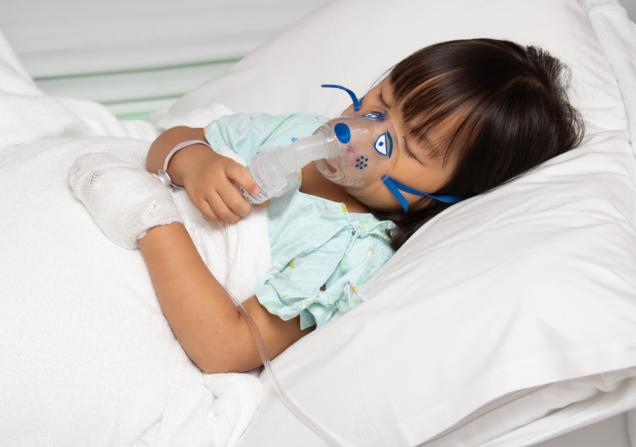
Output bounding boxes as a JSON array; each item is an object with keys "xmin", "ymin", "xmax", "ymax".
[
  {"xmin": 378, "ymin": 89, "xmax": 389, "ymax": 107},
  {"xmin": 378, "ymin": 87, "xmax": 389, "ymax": 109}
]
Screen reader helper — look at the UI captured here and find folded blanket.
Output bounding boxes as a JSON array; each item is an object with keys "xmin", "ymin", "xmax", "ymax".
[{"xmin": 0, "ymin": 29, "xmax": 267, "ymax": 447}]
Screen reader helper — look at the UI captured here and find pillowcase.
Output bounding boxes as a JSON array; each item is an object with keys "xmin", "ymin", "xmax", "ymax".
[
  {"xmin": 236, "ymin": 129, "xmax": 636, "ymax": 447},
  {"xmin": 152, "ymin": 0, "xmax": 628, "ymax": 140},
  {"xmin": 148, "ymin": 0, "xmax": 636, "ymax": 445}
]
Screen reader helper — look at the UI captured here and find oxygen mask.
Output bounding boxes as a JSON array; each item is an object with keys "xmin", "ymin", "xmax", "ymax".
[
  {"xmin": 313, "ymin": 110, "xmax": 398, "ymax": 190},
  {"xmin": 242, "ymin": 83, "xmax": 463, "ymax": 212}
]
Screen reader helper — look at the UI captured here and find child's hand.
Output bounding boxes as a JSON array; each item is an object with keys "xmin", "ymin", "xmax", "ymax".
[{"xmin": 180, "ymin": 149, "xmax": 268, "ymax": 224}]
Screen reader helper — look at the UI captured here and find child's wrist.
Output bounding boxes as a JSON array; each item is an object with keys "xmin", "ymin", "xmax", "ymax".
[
  {"xmin": 138, "ymin": 222, "xmax": 185, "ymax": 247},
  {"xmin": 169, "ymin": 144, "xmax": 214, "ymax": 186}
]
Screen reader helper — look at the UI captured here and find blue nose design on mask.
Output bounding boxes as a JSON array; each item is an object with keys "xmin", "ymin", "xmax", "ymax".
[{"xmin": 334, "ymin": 122, "xmax": 351, "ymax": 144}]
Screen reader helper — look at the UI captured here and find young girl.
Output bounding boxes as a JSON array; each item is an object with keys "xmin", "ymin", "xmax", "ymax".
[{"xmin": 68, "ymin": 38, "xmax": 584, "ymax": 374}]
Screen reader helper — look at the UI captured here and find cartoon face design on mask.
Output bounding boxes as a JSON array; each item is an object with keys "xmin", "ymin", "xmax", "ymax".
[
  {"xmin": 314, "ymin": 110, "xmax": 398, "ymax": 189},
  {"xmin": 318, "ymin": 83, "xmax": 463, "ymax": 212}
]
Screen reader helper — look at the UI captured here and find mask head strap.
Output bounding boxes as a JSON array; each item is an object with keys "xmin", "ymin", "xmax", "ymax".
[
  {"xmin": 381, "ymin": 175, "xmax": 463, "ymax": 213},
  {"xmin": 321, "ymin": 84, "xmax": 363, "ymax": 111}
]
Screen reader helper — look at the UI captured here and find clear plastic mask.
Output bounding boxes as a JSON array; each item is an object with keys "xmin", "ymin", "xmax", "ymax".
[
  {"xmin": 313, "ymin": 110, "xmax": 398, "ymax": 189},
  {"xmin": 316, "ymin": 83, "xmax": 463, "ymax": 212}
]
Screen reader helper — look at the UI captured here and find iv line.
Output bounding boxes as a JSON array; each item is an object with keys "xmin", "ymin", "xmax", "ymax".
[{"xmin": 221, "ymin": 224, "xmax": 346, "ymax": 447}]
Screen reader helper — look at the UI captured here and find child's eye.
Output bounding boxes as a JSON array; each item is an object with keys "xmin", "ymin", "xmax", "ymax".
[{"xmin": 402, "ymin": 138, "xmax": 421, "ymax": 163}]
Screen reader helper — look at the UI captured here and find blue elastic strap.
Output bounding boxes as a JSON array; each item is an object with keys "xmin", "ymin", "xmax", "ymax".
[
  {"xmin": 381, "ymin": 175, "xmax": 463, "ymax": 213},
  {"xmin": 321, "ymin": 84, "xmax": 363, "ymax": 111}
]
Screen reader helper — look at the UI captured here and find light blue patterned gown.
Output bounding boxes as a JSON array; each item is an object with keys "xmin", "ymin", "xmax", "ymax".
[{"xmin": 204, "ymin": 112, "xmax": 395, "ymax": 330}]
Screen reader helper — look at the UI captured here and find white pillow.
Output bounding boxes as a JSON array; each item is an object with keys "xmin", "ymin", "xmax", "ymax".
[
  {"xmin": 147, "ymin": 0, "xmax": 636, "ymax": 445},
  {"xmin": 236, "ymin": 129, "xmax": 636, "ymax": 447},
  {"xmin": 153, "ymin": 0, "xmax": 629, "ymax": 139}
]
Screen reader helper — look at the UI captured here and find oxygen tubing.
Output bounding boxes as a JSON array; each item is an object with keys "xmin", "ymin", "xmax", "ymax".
[{"xmin": 221, "ymin": 225, "xmax": 346, "ymax": 447}]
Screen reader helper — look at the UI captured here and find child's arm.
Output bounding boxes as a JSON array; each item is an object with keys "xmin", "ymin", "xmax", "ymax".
[{"xmin": 139, "ymin": 221, "xmax": 313, "ymax": 374}]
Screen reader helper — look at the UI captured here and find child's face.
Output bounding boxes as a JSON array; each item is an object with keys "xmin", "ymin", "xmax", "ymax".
[{"xmin": 339, "ymin": 79, "xmax": 459, "ymax": 212}]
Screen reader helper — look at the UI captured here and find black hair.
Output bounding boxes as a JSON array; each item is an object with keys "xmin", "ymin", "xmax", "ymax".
[{"xmin": 372, "ymin": 38, "xmax": 585, "ymax": 250}]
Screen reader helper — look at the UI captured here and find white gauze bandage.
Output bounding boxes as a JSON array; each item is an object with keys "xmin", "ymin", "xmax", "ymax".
[{"xmin": 67, "ymin": 152, "xmax": 183, "ymax": 249}]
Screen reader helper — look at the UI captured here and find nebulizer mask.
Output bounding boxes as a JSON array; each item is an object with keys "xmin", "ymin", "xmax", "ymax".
[{"xmin": 242, "ymin": 83, "xmax": 462, "ymax": 212}]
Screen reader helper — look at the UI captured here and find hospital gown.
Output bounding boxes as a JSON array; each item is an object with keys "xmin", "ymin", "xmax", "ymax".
[{"xmin": 204, "ymin": 112, "xmax": 395, "ymax": 330}]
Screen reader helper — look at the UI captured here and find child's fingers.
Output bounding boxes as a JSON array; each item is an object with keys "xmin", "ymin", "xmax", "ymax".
[
  {"xmin": 208, "ymin": 190, "xmax": 241, "ymax": 223},
  {"xmin": 195, "ymin": 196, "xmax": 220, "ymax": 223},
  {"xmin": 218, "ymin": 182, "xmax": 252, "ymax": 218},
  {"xmin": 225, "ymin": 163, "xmax": 260, "ymax": 197}
]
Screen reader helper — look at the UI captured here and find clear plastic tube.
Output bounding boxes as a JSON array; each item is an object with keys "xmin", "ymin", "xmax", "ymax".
[
  {"xmin": 231, "ymin": 294, "xmax": 346, "ymax": 447},
  {"xmin": 222, "ymin": 224, "xmax": 346, "ymax": 447},
  {"xmin": 242, "ymin": 130, "xmax": 337, "ymax": 204}
]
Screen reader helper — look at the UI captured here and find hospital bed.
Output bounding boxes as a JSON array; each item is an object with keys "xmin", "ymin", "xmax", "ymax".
[{"xmin": 1, "ymin": 0, "xmax": 636, "ymax": 446}]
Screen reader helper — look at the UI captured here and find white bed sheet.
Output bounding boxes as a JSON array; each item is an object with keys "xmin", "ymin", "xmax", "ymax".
[{"xmin": 0, "ymin": 28, "xmax": 271, "ymax": 446}]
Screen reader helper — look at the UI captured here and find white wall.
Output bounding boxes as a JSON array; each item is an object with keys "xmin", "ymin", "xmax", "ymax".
[
  {"xmin": 0, "ymin": 0, "xmax": 330, "ymax": 119},
  {"xmin": 0, "ymin": 0, "xmax": 633, "ymax": 120}
]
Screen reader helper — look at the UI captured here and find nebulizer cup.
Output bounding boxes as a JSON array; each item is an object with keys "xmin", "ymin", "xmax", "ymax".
[{"xmin": 242, "ymin": 110, "xmax": 398, "ymax": 203}]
